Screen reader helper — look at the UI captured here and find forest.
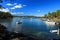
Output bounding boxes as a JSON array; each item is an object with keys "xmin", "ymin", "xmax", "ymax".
[
  {"xmin": 44, "ymin": 10, "xmax": 60, "ymax": 22},
  {"xmin": 0, "ymin": 11, "xmax": 13, "ymax": 19},
  {"xmin": 0, "ymin": 0, "xmax": 13, "ymax": 19},
  {"xmin": 44, "ymin": 10, "xmax": 60, "ymax": 18}
]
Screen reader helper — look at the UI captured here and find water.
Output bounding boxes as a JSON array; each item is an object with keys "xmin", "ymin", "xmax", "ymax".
[{"xmin": 0, "ymin": 17, "xmax": 58, "ymax": 38}]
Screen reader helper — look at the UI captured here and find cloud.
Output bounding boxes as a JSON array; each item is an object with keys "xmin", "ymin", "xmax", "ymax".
[
  {"xmin": 0, "ymin": 8, "xmax": 9, "ymax": 12},
  {"xmin": 14, "ymin": 3, "xmax": 17, "ymax": 5},
  {"xmin": 6, "ymin": 3, "xmax": 17, "ymax": 6},
  {"xmin": 11, "ymin": 4, "xmax": 22, "ymax": 9},
  {"xmin": 14, "ymin": 4, "xmax": 22, "ymax": 8},
  {"xmin": 11, "ymin": 12, "xmax": 24, "ymax": 15},
  {"xmin": 11, "ymin": 4, "xmax": 27, "ymax": 9},
  {"xmin": 11, "ymin": 12, "xmax": 16, "ymax": 14},
  {"xmin": 11, "ymin": 7, "xmax": 15, "ymax": 9},
  {"xmin": 23, "ymin": 5, "xmax": 27, "ymax": 6},
  {"xmin": 6, "ymin": 3, "xmax": 12, "ymax": 6},
  {"xmin": 37, "ymin": 10, "xmax": 40, "ymax": 12}
]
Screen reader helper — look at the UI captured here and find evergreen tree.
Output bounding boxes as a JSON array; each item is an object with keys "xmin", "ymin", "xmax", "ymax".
[{"xmin": 44, "ymin": 10, "xmax": 60, "ymax": 19}]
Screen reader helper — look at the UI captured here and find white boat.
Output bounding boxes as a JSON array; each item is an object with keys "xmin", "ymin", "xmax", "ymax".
[
  {"xmin": 45, "ymin": 21, "xmax": 55, "ymax": 25},
  {"xmin": 44, "ymin": 19, "xmax": 55, "ymax": 25},
  {"xmin": 16, "ymin": 21, "xmax": 22, "ymax": 24},
  {"xmin": 50, "ymin": 30, "xmax": 58, "ymax": 33}
]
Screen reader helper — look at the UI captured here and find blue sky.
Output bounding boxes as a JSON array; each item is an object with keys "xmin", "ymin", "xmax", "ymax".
[{"xmin": 0, "ymin": 0, "xmax": 60, "ymax": 16}]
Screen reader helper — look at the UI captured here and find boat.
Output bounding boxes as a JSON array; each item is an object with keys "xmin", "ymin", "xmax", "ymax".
[
  {"xmin": 44, "ymin": 19, "xmax": 55, "ymax": 25},
  {"xmin": 16, "ymin": 21, "xmax": 22, "ymax": 24},
  {"xmin": 50, "ymin": 30, "xmax": 58, "ymax": 33},
  {"xmin": 45, "ymin": 21, "xmax": 55, "ymax": 25},
  {"xmin": 16, "ymin": 22, "xmax": 22, "ymax": 24},
  {"xmin": 55, "ymin": 21, "xmax": 60, "ymax": 25}
]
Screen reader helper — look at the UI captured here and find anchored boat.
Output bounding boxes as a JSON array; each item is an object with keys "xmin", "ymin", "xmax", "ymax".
[
  {"xmin": 44, "ymin": 19, "xmax": 55, "ymax": 25},
  {"xmin": 16, "ymin": 20, "xmax": 22, "ymax": 24},
  {"xmin": 50, "ymin": 30, "xmax": 58, "ymax": 33}
]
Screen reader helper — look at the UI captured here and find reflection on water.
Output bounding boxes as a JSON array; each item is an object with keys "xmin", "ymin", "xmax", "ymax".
[{"xmin": 0, "ymin": 17, "xmax": 58, "ymax": 34}]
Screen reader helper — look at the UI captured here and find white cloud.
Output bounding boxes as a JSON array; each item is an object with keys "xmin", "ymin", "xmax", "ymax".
[
  {"xmin": 6, "ymin": 3, "xmax": 17, "ymax": 6},
  {"xmin": 11, "ymin": 12, "xmax": 16, "ymax": 14},
  {"xmin": 11, "ymin": 4, "xmax": 27, "ymax": 9},
  {"xmin": 14, "ymin": 4, "xmax": 22, "ymax": 8},
  {"xmin": 11, "ymin": 12, "xmax": 24, "ymax": 15},
  {"xmin": 11, "ymin": 7, "xmax": 15, "ymax": 9},
  {"xmin": 0, "ymin": 8, "xmax": 9, "ymax": 12},
  {"xmin": 14, "ymin": 3, "xmax": 17, "ymax": 5},
  {"xmin": 37, "ymin": 10, "xmax": 40, "ymax": 12},
  {"xmin": 11, "ymin": 4, "xmax": 22, "ymax": 9},
  {"xmin": 23, "ymin": 5, "xmax": 27, "ymax": 6},
  {"xmin": 6, "ymin": 3, "xmax": 12, "ymax": 6}
]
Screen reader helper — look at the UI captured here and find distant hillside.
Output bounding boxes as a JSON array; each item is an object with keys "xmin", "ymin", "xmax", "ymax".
[
  {"xmin": 44, "ymin": 10, "xmax": 60, "ymax": 19},
  {"xmin": 44, "ymin": 10, "xmax": 60, "ymax": 22},
  {"xmin": 13, "ymin": 15, "xmax": 42, "ymax": 18},
  {"xmin": 0, "ymin": 11, "xmax": 13, "ymax": 19}
]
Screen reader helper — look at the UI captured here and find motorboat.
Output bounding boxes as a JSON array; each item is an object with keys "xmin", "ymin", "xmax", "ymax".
[
  {"xmin": 44, "ymin": 19, "xmax": 55, "ymax": 25},
  {"xmin": 16, "ymin": 21, "xmax": 22, "ymax": 24},
  {"xmin": 50, "ymin": 30, "xmax": 58, "ymax": 33},
  {"xmin": 45, "ymin": 21, "xmax": 55, "ymax": 25}
]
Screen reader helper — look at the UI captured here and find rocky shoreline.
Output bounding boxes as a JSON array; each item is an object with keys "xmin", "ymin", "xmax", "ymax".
[
  {"xmin": 0, "ymin": 24, "xmax": 28, "ymax": 40},
  {"xmin": 0, "ymin": 24, "xmax": 60, "ymax": 40}
]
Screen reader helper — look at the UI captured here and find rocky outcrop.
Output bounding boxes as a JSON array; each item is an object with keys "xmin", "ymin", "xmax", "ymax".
[{"xmin": 0, "ymin": 24, "xmax": 10, "ymax": 40}]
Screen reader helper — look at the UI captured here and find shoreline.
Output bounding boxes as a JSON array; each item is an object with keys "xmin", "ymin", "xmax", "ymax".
[
  {"xmin": 41, "ymin": 18, "xmax": 60, "ymax": 22},
  {"xmin": 52, "ymin": 18, "xmax": 60, "ymax": 22}
]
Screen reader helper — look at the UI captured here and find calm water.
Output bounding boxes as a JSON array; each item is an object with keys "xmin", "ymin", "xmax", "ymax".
[{"xmin": 0, "ymin": 17, "xmax": 58, "ymax": 34}]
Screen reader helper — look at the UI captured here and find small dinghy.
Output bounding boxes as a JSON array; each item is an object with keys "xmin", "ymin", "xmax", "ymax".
[{"xmin": 16, "ymin": 21, "xmax": 22, "ymax": 24}]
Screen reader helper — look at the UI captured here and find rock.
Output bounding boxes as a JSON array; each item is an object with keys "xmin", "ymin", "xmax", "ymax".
[{"xmin": 0, "ymin": 24, "xmax": 11, "ymax": 40}]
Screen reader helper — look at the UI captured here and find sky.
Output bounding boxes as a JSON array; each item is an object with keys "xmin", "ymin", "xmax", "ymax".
[{"xmin": 0, "ymin": 0, "xmax": 60, "ymax": 16}]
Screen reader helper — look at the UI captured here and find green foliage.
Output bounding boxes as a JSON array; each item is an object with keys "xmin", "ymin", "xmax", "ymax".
[
  {"xmin": 44, "ymin": 14, "xmax": 47, "ymax": 18},
  {"xmin": 44, "ymin": 10, "xmax": 60, "ymax": 19},
  {"xmin": 0, "ymin": 0, "xmax": 14, "ymax": 19},
  {"xmin": 0, "ymin": 11, "xmax": 13, "ymax": 19}
]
